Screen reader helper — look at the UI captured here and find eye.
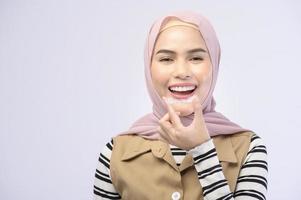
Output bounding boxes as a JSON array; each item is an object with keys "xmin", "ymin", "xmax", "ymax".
[
  {"xmin": 159, "ymin": 58, "xmax": 173, "ymax": 62},
  {"xmin": 190, "ymin": 57, "xmax": 203, "ymax": 61}
]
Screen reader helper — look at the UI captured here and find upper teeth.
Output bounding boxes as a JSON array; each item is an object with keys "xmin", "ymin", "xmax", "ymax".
[{"xmin": 169, "ymin": 86, "xmax": 196, "ymax": 92}]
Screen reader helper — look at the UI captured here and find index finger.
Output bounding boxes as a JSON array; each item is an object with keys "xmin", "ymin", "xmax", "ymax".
[
  {"xmin": 163, "ymin": 97, "xmax": 182, "ymax": 128},
  {"xmin": 192, "ymin": 96, "xmax": 205, "ymax": 125}
]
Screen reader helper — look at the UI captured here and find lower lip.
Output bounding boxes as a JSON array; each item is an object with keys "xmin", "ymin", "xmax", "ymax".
[{"xmin": 169, "ymin": 88, "xmax": 197, "ymax": 99}]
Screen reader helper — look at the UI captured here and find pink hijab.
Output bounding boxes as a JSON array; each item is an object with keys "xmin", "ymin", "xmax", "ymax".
[{"xmin": 118, "ymin": 11, "xmax": 253, "ymax": 140}]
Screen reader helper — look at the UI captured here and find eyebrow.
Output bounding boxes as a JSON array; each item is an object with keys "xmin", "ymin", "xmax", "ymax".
[{"xmin": 155, "ymin": 48, "xmax": 207, "ymax": 55}]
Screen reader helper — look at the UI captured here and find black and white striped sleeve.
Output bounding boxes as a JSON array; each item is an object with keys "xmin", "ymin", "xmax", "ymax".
[
  {"xmin": 188, "ymin": 134, "xmax": 268, "ymax": 200},
  {"xmin": 234, "ymin": 134, "xmax": 268, "ymax": 199},
  {"xmin": 93, "ymin": 139, "xmax": 121, "ymax": 200}
]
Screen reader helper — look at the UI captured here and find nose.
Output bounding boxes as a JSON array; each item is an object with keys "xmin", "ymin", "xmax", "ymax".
[{"xmin": 172, "ymin": 59, "xmax": 192, "ymax": 79}]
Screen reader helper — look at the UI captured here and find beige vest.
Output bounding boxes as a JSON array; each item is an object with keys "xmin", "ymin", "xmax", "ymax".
[{"xmin": 110, "ymin": 131, "xmax": 253, "ymax": 200}]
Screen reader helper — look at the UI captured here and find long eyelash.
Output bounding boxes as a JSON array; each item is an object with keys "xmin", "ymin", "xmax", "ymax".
[
  {"xmin": 191, "ymin": 57, "xmax": 203, "ymax": 61},
  {"xmin": 159, "ymin": 58, "xmax": 173, "ymax": 62},
  {"xmin": 159, "ymin": 57, "xmax": 203, "ymax": 62}
]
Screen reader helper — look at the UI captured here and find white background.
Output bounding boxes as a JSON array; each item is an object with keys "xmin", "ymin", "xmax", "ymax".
[{"xmin": 1, "ymin": 0, "xmax": 300, "ymax": 199}]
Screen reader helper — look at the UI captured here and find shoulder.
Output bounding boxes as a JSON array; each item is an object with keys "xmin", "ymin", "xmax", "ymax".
[
  {"xmin": 98, "ymin": 135, "xmax": 138, "ymax": 168},
  {"xmin": 212, "ymin": 131, "xmax": 254, "ymax": 142},
  {"xmin": 230, "ymin": 130, "xmax": 255, "ymax": 140},
  {"xmin": 112, "ymin": 134, "xmax": 144, "ymax": 144},
  {"xmin": 230, "ymin": 131, "xmax": 255, "ymax": 148},
  {"xmin": 212, "ymin": 131, "xmax": 254, "ymax": 153},
  {"xmin": 249, "ymin": 133, "xmax": 266, "ymax": 146},
  {"xmin": 111, "ymin": 134, "xmax": 150, "ymax": 151},
  {"xmin": 101, "ymin": 138, "xmax": 114, "ymax": 156},
  {"xmin": 227, "ymin": 131, "xmax": 267, "ymax": 151},
  {"xmin": 101, "ymin": 135, "xmax": 138, "ymax": 154},
  {"xmin": 231, "ymin": 131, "xmax": 267, "ymax": 155},
  {"xmin": 238, "ymin": 132, "xmax": 268, "ymax": 169},
  {"xmin": 247, "ymin": 133, "xmax": 268, "ymax": 155},
  {"xmin": 96, "ymin": 138, "xmax": 115, "ymax": 170}
]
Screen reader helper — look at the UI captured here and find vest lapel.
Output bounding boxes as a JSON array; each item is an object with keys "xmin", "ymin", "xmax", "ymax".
[
  {"xmin": 120, "ymin": 136, "xmax": 179, "ymax": 171},
  {"xmin": 150, "ymin": 140, "xmax": 179, "ymax": 172},
  {"xmin": 179, "ymin": 154, "xmax": 194, "ymax": 172},
  {"xmin": 212, "ymin": 135, "xmax": 238, "ymax": 163}
]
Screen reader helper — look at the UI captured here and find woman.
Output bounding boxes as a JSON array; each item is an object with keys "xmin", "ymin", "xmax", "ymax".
[{"xmin": 93, "ymin": 11, "xmax": 268, "ymax": 200}]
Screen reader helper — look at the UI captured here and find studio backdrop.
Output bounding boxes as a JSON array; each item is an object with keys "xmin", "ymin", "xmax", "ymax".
[{"xmin": 0, "ymin": 0, "xmax": 300, "ymax": 199}]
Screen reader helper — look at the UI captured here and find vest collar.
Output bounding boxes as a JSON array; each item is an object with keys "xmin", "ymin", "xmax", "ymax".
[{"xmin": 121, "ymin": 135, "xmax": 238, "ymax": 166}]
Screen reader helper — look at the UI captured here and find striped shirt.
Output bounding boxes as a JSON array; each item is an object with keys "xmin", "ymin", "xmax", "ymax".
[{"xmin": 93, "ymin": 134, "xmax": 268, "ymax": 199}]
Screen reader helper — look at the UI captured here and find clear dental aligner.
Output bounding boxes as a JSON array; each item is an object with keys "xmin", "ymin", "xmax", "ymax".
[{"xmin": 165, "ymin": 95, "xmax": 196, "ymax": 104}]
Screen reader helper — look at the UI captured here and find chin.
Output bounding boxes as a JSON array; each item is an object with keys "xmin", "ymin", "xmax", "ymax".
[{"xmin": 170, "ymin": 102, "xmax": 194, "ymax": 117}]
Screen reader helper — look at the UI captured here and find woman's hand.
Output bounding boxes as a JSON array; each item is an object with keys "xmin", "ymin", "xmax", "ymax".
[{"xmin": 157, "ymin": 96, "xmax": 211, "ymax": 150}]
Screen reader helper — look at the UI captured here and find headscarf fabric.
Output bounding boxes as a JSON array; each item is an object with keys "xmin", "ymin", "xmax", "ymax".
[{"xmin": 117, "ymin": 11, "xmax": 253, "ymax": 140}]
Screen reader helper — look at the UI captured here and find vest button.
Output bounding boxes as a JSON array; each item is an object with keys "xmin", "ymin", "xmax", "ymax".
[{"xmin": 171, "ymin": 191, "xmax": 181, "ymax": 200}]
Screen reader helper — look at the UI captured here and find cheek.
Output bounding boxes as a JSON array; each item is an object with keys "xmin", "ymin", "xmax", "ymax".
[
  {"xmin": 193, "ymin": 64, "xmax": 212, "ymax": 100},
  {"xmin": 150, "ymin": 65, "xmax": 170, "ymax": 88},
  {"xmin": 194, "ymin": 64, "xmax": 212, "ymax": 83}
]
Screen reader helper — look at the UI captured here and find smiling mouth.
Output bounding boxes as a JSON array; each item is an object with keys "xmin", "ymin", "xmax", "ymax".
[{"xmin": 168, "ymin": 85, "xmax": 197, "ymax": 99}]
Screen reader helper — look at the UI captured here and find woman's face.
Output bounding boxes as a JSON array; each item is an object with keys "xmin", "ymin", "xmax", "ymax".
[{"xmin": 151, "ymin": 23, "xmax": 212, "ymax": 116}]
